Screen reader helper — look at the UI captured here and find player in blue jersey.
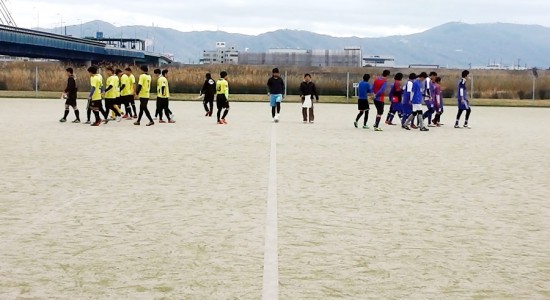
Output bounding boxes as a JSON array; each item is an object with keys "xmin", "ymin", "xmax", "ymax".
[
  {"xmin": 455, "ymin": 70, "xmax": 472, "ymax": 129},
  {"xmin": 404, "ymin": 72, "xmax": 429, "ymax": 131},
  {"xmin": 422, "ymin": 72, "xmax": 437, "ymax": 127},
  {"xmin": 354, "ymin": 74, "xmax": 373, "ymax": 129},
  {"xmin": 401, "ymin": 73, "xmax": 415, "ymax": 130},
  {"xmin": 385, "ymin": 73, "xmax": 403, "ymax": 126}
]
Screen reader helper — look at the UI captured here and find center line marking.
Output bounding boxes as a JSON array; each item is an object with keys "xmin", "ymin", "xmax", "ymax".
[{"xmin": 262, "ymin": 124, "xmax": 279, "ymax": 300}]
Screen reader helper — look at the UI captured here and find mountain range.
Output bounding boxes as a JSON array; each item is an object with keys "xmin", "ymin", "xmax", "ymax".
[{"xmin": 43, "ymin": 21, "xmax": 550, "ymax": 68}]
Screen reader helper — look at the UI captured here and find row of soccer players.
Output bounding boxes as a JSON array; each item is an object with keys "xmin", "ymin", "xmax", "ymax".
[
  {"xmin": 354, "ymin": 70, "xmax": 472, "ymax": 131},
  {"xmin": 60, "ymin": 65, "xmax": 174, "ymax": 126}
]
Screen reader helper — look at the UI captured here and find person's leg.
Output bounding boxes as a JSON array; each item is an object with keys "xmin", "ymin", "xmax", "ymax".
[
  {"xmin": 417, "ymin": 110, "xmax": 426, "ymax": 129},
  {"xmin": 72, "ymin": 105, "xmax": 80, "ymax": 121},
  {"xmin": 155, "ymin": 99, "xmax": 160, "ymax": 118},
  {"xmin": 465, "ymin": 108, "xmax": 471, "ymax": 126},
  {"xmin": 309, "ymin": 106, "xmax": 314, "ymax": 122},
  {"xmin": 374, "ymin": 101, "xmax": 383, "ymax": 128},
  {"xmin": 302, "ymin": 108, "xmax": 308, "ymax": 122},
  {"xmin": 455, "ymin": 109, "xmax": 464, "ymax": 127},
  {"xmin": 276, "ymin": 102, "xmax": 281, "ymax": 114},
  {"xmin": 271, "ymin": 106, "xmax": 276, "ymax": 118},
  {"xmin": 203, "ymin": 99, "xmax": 209, "ymax": 113},
  {"xmin": 209, "ymin": 99, "xmax": 214, "ymax": 115},
  {"xmin": 142, "ymin": 99, "xmax": 154, "ymax": 123},
  {"xmin": 363, "ymin": 109, "xmax": 370, "ymax": 127},
  {"xmin": 62, "ymin": 104, "xmax": 70, "ymax": 121},
  {"xmin": 131, "ymin": 98, "xmax": 138, "ymax": 118},
  {"xmin": 221, "ymin": 102, "xmax": 229, "ymax": 121}
]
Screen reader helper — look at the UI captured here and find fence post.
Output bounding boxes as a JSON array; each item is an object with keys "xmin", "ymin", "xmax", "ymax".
[
  {"xmin": 284, "ymin": 71, "xmax": 288, "ymax": 97},
  {"xmin": 470, "ymin": 74, "xmax": 474, "ymax": 101},
  {"xmin": 346, "ymin": 72, "xmax": 350, "ymax": 102},
  {"xmin": 35, "ymin": 66, "xmax": 39, "ymax": 98}
]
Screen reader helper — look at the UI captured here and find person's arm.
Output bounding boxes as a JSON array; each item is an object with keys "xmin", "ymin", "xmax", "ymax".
[
  {"xmin": 267, "ymin": 78, "xmax": 272, "ymax": 95},
  {"xmin": 224, "ymin": 82, "xmax": 229, "ymax": 100},
  {"xmin": 136, "ymin": 85, "xmax": 142, "ymax": 96},
  {"xmin": 313, "ymin": 83, "xmax": 319, "ymax": 101},
  {"xmin": 120, "ymin": 83, "xmax": 126, "ymax": 91},
  {"xmin": 375, "ymin": 81, "xmax": 386, "ymax": 98},
  {"xmin": 88, "ymin": 87, "xmax": 95, "ymax": 99},
  {"xmin": 105, "ymin": 85, "xmax": 113, "ymax": 92},
  {"xmin": 281, "ymin": 78, "xmax": 285, "ymax": 98},
  {"xmin": 200, "ymin": 80, "xmax": 208, "ymax": 95}
]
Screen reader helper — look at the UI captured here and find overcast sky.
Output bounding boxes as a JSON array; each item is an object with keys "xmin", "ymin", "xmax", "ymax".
[{"xmin": 6, "ymin": 0, "xmax": 550, "ymax": 37}]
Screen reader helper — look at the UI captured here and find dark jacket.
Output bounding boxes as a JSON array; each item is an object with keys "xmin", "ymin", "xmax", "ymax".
[
  {"xmin": 201, "ymin": 78, "xmax": 217, "ymax": 98},
  {"xmin": 267, "ymin": 76, "xmax": 285, "ymax": 95},
  {"xmin": 299, "ymin": 81, "xmax": 319, "ymax": 100},
  {"xmin": 64, "ymin": 75, "xmax": 78, "ymax": 99}
]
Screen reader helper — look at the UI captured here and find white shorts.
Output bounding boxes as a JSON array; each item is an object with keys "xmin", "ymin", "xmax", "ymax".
[
  {"xmin": 412, "ymin": 104, "xmax": 423, "ymax": 111},
  {"xmin": 302, "ymin": 95, "xmax": 312, "ymax": 108}
]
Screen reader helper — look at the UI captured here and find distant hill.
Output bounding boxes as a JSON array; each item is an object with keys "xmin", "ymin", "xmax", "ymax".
[{"xmin": 42, "ymin": 21, "xmax": 550, "ymax": 68}]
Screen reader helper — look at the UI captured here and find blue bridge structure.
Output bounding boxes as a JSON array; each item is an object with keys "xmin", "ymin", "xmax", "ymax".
[{"xmin": 0, "ymin": 25, "xmax": 172, "ymax": 65}]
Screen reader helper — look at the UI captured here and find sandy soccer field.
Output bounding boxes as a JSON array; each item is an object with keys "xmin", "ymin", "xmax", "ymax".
[{"xmin": 0, "ymin": 99, "xmax": 549, "ymax": 300}]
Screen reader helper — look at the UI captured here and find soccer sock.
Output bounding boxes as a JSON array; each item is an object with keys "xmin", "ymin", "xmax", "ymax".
[
  {"xmin": 74, "ymin": 109, "xmax": 80, "ymax": 120},
  {"xmin": 87, "ymin": 109, "xmax": 91, "ymax": 122},
  {"xmin": 217, "ymin": 109, "xmax": 222, "ymax": 121},
  {"xmin": 276, "ymin": 102, "xmax": 281, "ymax": 114},
  {"xmin": 364, "ymin": 110, "xmax": 369, "ymax": 126},
  {"xmin": 456, "ymin": 110, "xmax": 463, "ymax": 125},
  {"xmin": 272, "ymin": 107, "xmax": 276, "ymax": 118},
  {"xmin": 132, "ymin": 104, "xmax": 137, "ymax": 117},
  {"xmin": 63, "ymin": 109, "xmax": 70, "ymax": 119},
  {"xmin": 93, "ymin": 111, "xmax": 100, "ymax": 123},
  {"xmin": 417, "ymin": 112, "xmax": 425, "ymax": 128},
  {"xmin": 375, "ymin": 116, "xmax": 381, "ymax": 128},
  {"xmin": 222, "ymin": 109, "xmax": 229, "ymax": 119},
  {"xmin": 355, "ymin": 111, "xmax": 364, "ymax": 122},
  {"xmin": 144, "ymin": 109, "xmax": 153, "ymax": 122},
  {"xmin": 465, "ymin": 109, "xmax": 471, "ymax": 123},
  {"xmin": 405, "ymin": 113, "xmax": 415, "ymax": 126},
  {"xmin": 159, "ymin": 110, "xmax": 164, "ymax": 121}
]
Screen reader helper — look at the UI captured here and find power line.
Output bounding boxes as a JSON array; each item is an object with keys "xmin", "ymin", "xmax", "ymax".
[{"xmin": 0, "ymin": 0, "xmax": 17, "ymax": 27}]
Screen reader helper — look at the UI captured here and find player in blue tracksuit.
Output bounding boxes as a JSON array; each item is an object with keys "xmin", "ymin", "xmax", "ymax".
[
  {"xmin": 386, "ymin": 73, "xmax": 403, "ymax": 125},
  {"xmin": 455, "ymin": 70, "xmax": 472, "ymax": 129},
  {"xmin": 404, "ymin": 72, "xmax": 429, "ymax": 131},
  {"xmin": 422, "ymin": 71, "xmax": 437, "ymax": 126},
  {"xmin": 401, "ymin": 73, "xmax": 415, "ymax": 129},
  {"xmin": 354, "ymin": 74, "xmax": 373, "ymax": 129}
]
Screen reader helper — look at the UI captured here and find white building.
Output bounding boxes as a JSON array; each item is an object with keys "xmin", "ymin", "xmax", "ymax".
[
  {"xmin": 239, "ymin": 47, "xmax": 362, "ymax": 67},
  {"xmin": 200, "ymin": 42, "xmax": 239, "ymax": 65},
  {"xmin": 362, "ymin": 55, "xmax": 395, "ymax": 67}
]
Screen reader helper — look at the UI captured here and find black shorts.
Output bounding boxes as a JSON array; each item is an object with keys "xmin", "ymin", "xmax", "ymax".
[
  {"xmin": 374, "ymin": 101, "xmax": 384, "ymax": 115},
  {"xmin": 358, "ymin": 99, "xmax": 369, "ymax": 111},
  {"xmin": 65, "ymin": 97, "xmax": 77, "ymax": 107},
  {"xmin": 204, "ymin": 94, "xmax": 215, "ymax": 103},
  {"xmin": 122, "ymin": 95, "xmax": 135, "ymax": 104},
  {"xmin": 90, "ymin": 100, "xmax": 103, "ymax": 110},
  {"xmin": 216, "ymin": 94, "xmax": 229, "ymax": 109},
  {"xmin": 105, "ymin": 98, "xmax": 116, "ymax": 107}
]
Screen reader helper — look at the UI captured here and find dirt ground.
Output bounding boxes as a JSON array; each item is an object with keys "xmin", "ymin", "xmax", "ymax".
[{"xmin": 0, "ymin": 99, "xmax": 548, "ymax": 299}]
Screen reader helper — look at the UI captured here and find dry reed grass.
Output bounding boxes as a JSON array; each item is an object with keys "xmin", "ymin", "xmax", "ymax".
[{"xmin": 0, "ymin": 61, "xmax": 548, "ymax": 100}]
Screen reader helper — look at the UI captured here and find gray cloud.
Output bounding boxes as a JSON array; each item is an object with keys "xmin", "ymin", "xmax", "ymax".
[{"xmin": 8, "ymin": 0, "xmax": 550, "ymax": 36}]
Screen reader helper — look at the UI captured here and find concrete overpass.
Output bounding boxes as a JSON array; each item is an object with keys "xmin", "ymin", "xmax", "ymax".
[{"xmin": 0, "ymin": 24, "xmax": 172, "ymax": 65}]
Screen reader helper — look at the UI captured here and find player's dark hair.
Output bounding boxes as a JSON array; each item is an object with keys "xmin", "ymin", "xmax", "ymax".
[
  {"xmin": 272, "ymin": 68, "xmax": 280, "ymax": 74},
  {"xmin": 205, "ymin": 73, "xmax": 212, "ymax": 79},
  {"xmin": 125, "ymin": 67, "xmax": 132, "ymax": 72},
  {"xmin": 115, "ymin": 69, "xmax": 123, "ymax": 74},
  {"xmin": 162, "ymin": 69, "xmax": 168, "ymax": 76},
  {"xmin": 304, "ymin": 73, "xmax": 311, "ymax": 78},
  {"xmin": 382, "ymin": 70, "xmax": 390, "ymax": 77},
  {"xmin": 220, "ymin": 71, "xmax": 228, "ymax": 78},
  {"xmin": 394, "ymin": 73, "xmax": 403, "ymax": 81},
  {"xmin": 429, "ymin": 71, "xmax": 438, "ymax": 77},
  {"xmin": 154, "ymin": 68, "xmax": 161, "ymax": 74},
  {"xmin": 140, "ymin": 65, "xmax": 148, "ymax": 72},
  {"xmin": 435, "ymin": 77, "xmax": 442, "ymax": 83},
  {"xmin": 409, "ymin": 73, "xmax": 417, "ymax": 80},
  {"xmin": 66, "ymin": 67, "xmax": 73, "ymax": 74},
  {"xmin": 418, "ymin": 72, "xmax": 428, "ymax": 78},
  {"xmin": 363, "ymin": 74, "xmax": 370, "ymax": 81},
  {"xmin": 462, "ymin": 70, "xmax": 470, "ymax": 78},
  {"xmin": 106, "ymin": 66, "xmax": 114, "ymax": 73},
  {"xmin": 87, "ymin": 66, "xmax": 98, "ymax": 74}
]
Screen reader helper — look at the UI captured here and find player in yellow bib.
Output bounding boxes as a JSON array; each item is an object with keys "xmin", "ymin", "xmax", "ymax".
[
  {"xmin": 87, "ymin": 66, "xmax": 107, "ymax": 126},
  {"xmin": 123, "ymin": 67, "xmax": 137, "ymax": 118},
  {"xmin": 216, "ymin": 71, "xmax": 230, "ymax": 124},
  {"xmin": 154, "ymin": 68, "xmax": 175, "ymax": 123},
  {"xmin": 103, "ymin": 67, "xmax": 122, "ymax": 122},
  {"xmin": 133, "ymin": 65, "xmax": 154, "ymax": 126}
]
